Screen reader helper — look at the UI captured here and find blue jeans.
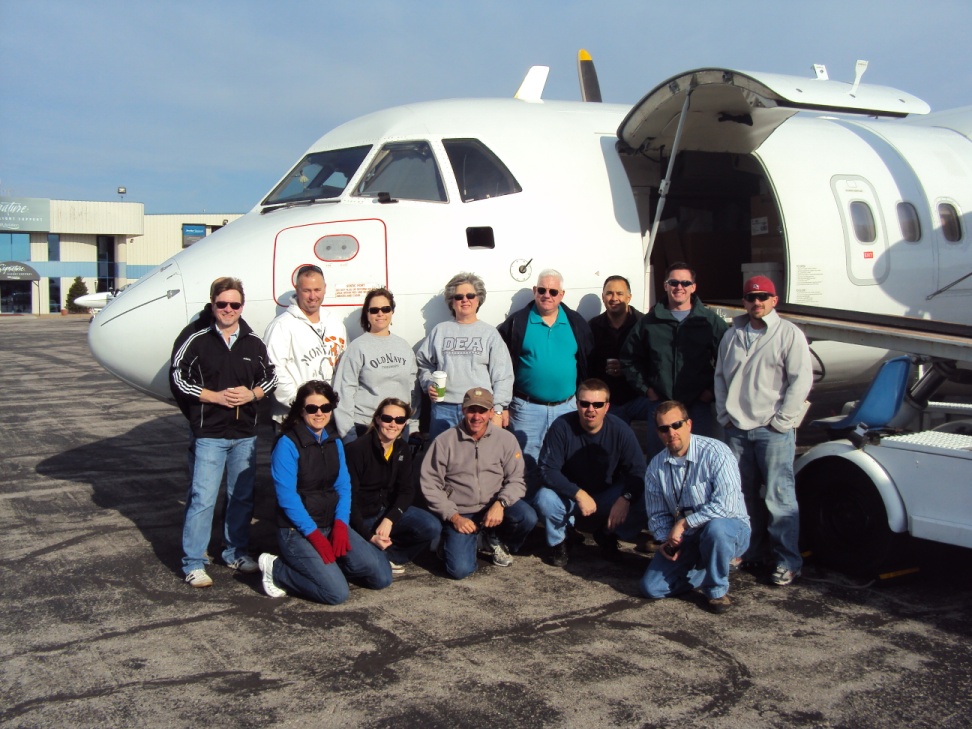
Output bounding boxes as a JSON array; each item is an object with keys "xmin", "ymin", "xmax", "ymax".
[
  {"xmin": 508, "ymin": 395, "xmax": 576, "ymax": 494},
  {"xmin": 181, "ymin": 436, "xmax": 257, "ymax": 575},
  {"xmin": 640, "ymin": 517, "xmax": 751, "ymax": 600},
  {"xmin": 725, "ymin": 424, "xmax": 802, "ymax": 572},
  {"xmin": 532, "ymin": 482, "xmax": 647, "ymax": 547},
  {"xmin": 360, "ymin": 506, "xmax": 442, "ymax": 565},
  {"xmin": 272, "ymin": 526, "xmax": 393, "ymax": 604},
  {"xmin": 442, "ymin": 500, "xmax": 538, "ymax": 580},
  {"xmin": 609, "ymin": 397, "xmax": 651, "ymax": 425},
  {"xmin": 428, "ymin": 401, "xmax": 464, "ymax": 441}
]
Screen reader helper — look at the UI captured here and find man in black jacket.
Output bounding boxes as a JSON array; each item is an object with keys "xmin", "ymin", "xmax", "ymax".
[{"xmin": 170, "ymin": 277, "xmax": 277, "ymax": 588}]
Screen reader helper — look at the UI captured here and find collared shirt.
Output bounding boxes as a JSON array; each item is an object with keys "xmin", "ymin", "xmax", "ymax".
[
  {"xmin": 213, "ymin": 322, "xmax": 240, "ymax": 349},
  {"xmin": 516, "ymin": 306, "xmax": 577, "ymax": 402},
  {"xmin": 644, "ymin": 434, "xmax": 748, "ymax": 538}
]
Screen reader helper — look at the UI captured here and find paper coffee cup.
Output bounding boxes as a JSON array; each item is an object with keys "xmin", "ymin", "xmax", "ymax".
[{"xmin": 431, "ymin": 371, "xmax": 447, "ymax": 399}]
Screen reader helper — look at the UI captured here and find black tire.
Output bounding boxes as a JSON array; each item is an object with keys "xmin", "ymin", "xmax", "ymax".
[{"xmin": 797, "ymin": 457, "xmax": 907, "ymax": 577}]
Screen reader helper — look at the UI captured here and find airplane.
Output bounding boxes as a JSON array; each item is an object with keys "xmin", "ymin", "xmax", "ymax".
[
  {"xmin": 75, "ymin": 290, "xmax": 117, "ymax": 311},
  {"xmin": 88, "ymin": 52, "xmax": 972, "ymax": 405}
]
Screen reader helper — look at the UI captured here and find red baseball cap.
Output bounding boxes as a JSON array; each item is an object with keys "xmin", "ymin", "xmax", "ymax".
[{"xmin": 743, "ymin": 275, "xmax": 777, "ymax": 296}]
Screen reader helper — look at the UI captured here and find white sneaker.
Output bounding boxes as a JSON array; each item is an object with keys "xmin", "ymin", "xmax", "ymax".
[
  {"xmin": 185, "ymin": 568, "xmax": 213, "ymax": 588},
  {"xmin": 389, "ymin": 561, "xmax": 405, "ymax": 575},
  {"xmin": 258, "ymin": 554, "xmax": 286, "ymax": 598}
]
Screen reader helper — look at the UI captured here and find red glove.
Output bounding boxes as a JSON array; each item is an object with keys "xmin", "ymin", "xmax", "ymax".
[
  {"xmin": 307, "ymin": 529, "xmax": 335, "ymax": 564},
  {"xmin": 330, "ymin": 520, "xmax": 351, "ymax": 558}
]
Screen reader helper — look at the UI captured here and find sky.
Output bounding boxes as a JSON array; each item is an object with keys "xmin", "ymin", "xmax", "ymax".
[{"xmin": 3, "ymin": 0, "xmax": 972, "ymax": 214}]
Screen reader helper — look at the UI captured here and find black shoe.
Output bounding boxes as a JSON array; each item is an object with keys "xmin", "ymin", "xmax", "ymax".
[
  {"xmin": 565, "ymin": 524, "xmax": 585, "ymax": 546},
  {"xmin": 547, "ymin": 540, "xmax": 569, "ymax": 568},
  {"xmin": 707, "ymin": 594, "xmax": 732, "ymax": 614},
  {"xmin": 593, "ymin": 527, "xmax": 620, "ymax": 562}
]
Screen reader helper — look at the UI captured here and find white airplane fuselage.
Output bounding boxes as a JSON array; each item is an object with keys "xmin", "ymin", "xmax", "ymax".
[{"xmin": 88, "ymin": 71, "xmax": 972, "ymax": 402}]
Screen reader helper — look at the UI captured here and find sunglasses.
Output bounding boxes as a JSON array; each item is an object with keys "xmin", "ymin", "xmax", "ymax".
[
  {"xmin": 656, "ymin": 419, "xmax": 687, "ymax": 434},
  {"xmin": 744, "ymin": 293, "xmax": 772, "ymax": 303},
  {"xmin": 368, "ymin": 305, "xmax": 393, "ymax": 314},
  {"xmin": 379, "ymin": 413, "xmax": 408, "ymax": 425},
  {"xmin": 297, "ymin": 265, "xmax": 323, "ymax": 277},
  {"xmin": 304, "ymin": 403, "xmax": 334, "ymax": 414},
  {"xmin": 577, "ymin": 400, "xmax": 606, "ymax": 410},
  {"xmin": 665, "ymin": 279, "xmax": 695, "ymax": 288},
  {"xmin": 453, "ymin": 293, "xmax": 478, "ymax": 301},
  {"xmin": 535, "ymin": 287, "xmax": 560, "ymax": 297},
  {"xmin": 214, "ymin": 300, "xmax": 242, "ymax": 310}
]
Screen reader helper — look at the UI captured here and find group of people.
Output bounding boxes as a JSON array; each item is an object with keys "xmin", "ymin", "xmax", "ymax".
[{"xmin": 169, "ymin": 261, "xmax": 812, "ymax": 613}]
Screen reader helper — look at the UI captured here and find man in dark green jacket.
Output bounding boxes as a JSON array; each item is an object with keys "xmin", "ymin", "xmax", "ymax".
[{"xmin": 620, "ymin": 262, "xmax": 728, "ymax": 456}]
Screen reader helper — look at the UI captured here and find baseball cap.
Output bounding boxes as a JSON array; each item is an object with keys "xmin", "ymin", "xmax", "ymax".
[
  {"xmin": 461, "ymin": 387, "xmax": 494, "ymax": 411},
  {"xmin": 743, "ymin": 275, "xmax": 776, "ymax": 296}
]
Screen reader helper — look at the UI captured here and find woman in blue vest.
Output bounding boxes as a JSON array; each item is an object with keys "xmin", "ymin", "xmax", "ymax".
[{"xmin": 259, "ymin": 380, "xmax": 392, "ymax": 603}]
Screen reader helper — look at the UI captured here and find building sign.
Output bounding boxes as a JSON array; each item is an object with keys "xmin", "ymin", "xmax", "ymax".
[
  {"xmin": 0, "ymin": 261, "xmax": 40, "ymax": 281},
  {"xmin": 182, "ymin": 224, "xmax": 207, "ymax": 248},
  {"xmin": 0, "ymin": 197, "xmax": 51, "ymax": 232}
]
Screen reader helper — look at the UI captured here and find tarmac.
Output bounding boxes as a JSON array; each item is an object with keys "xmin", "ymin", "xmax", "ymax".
[{"xmin": 2, "ymin": 315, "xmax": 971, "ymax": 728}]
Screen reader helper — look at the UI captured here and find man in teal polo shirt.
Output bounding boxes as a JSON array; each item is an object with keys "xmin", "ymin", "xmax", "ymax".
[{"xmin": 498, "ymin": 269, "xmax": 594, "ymax": 495}]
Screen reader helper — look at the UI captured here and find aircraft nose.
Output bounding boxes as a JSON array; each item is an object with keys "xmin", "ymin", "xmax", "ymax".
[{"xmin": 88, "ymin": 262, "xmax": 187, "ymax": 401}]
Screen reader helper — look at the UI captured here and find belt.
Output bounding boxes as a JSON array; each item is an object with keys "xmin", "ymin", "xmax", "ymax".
[{"xmin": 514, "ymin": 391, "xmax": 573, "ymax": 407}]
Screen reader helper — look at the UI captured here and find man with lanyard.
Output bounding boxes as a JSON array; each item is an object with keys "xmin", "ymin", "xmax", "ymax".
[
  {"xmin": 641, "ymin": 400, "xmax": 750, "ymax": 613},
  {"xmin": 497, "ymin": 269, "xmax": 594, "ymax": 494},
  {"xmin": 265, "ymin": 264, "xmax": 347, "ymax": 427},
  {"xmin": 171, "ymin": 277, "xmax": 277, "ymax": 587}
]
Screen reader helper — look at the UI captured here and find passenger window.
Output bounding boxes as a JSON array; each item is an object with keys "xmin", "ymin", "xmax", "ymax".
[
  {"xmin": 850, "ymin": 201, "xmax": 876, "ymax": 243},
  {"xmin": 939, "ymin": 203, "xmax": 962, "ymax": 243},
  {"xmin": 897, "ymin": 202, "xmax": 921, "ymax": 243},
  {"xmin": 443, "ymin": 139, "xmax": 522, "ymax": 202},
  {"xmin": 355, "ymin": 141, "xmax": 446, "ymax": 202}
]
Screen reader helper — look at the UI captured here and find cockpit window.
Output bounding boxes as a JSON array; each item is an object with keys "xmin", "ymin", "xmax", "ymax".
[
  {"xmin": 355, "ymin": 141, "xmax": 446, "ymax": 202},
  {"xmin": 443, "ymin": 139, "xmax": 522, "ymax": 202},
  {"xmin": 262, "ymin": 145, "xmax": 372, "ymax": 205}
]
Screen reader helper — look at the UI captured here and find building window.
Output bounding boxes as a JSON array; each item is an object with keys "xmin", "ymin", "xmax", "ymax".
[
  {"xmin": 48, "ymin": 234, "xmax": 60, "ymax": 261},
  {"xmin": 939, "ymin": 203, "xmax": 962, "ymax": 243},
  {"xmin": 97, "ymin": 235, "xmax": 116, "ymax": 292},
  {"xmin": 0, "ymin": 232, "xmax": 31, "ymax": 261},
  {"xmin": 49, "ymin": 278, "xmax": 61, "ymax": 313}
]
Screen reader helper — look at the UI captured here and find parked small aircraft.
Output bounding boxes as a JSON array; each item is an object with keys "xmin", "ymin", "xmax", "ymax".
[{"xmin": 88, "ymin": 52, "xmax": 972, "ymax": 402}]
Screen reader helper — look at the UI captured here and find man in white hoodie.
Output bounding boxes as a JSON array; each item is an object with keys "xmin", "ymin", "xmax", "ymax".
[
  {"xmin": 264, "ymin": 265, "xmax": 347, "ymax": 424},
  {"xmin": 714, "ymin": 275, "xmax": 812, "ymax": 587}
]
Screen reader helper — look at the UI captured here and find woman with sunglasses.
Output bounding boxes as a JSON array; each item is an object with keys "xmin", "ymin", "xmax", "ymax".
[
  {"xmin": 333, "ymin": 288, "xmax": 419, "ymax": 443},
  {"xmin": 416, "ymin": 272, "xmax": 514, "ymax": 439},
  {"xmin": 258, "ymin": 381, "xmax": 392, "ymax": 603},
  {"xmin": 344, "ymin": 398, "xmax": 442, "ymax": 574}
]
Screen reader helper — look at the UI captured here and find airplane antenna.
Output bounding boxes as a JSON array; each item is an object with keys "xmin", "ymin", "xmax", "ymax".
[
  {"xmin": 577, "ymin": 49, "xmax": 602, "ymax": 102},
  {"xmin": 515, "ymin": 66, "xmax": 549, "ymax": 102},
  {"xmin": 812, "ymin": 64, "xmax": 829, "ymax": 80},
  {"xmin": 850, "ymin": 59, "xmax": 868, "ymax": 97}
]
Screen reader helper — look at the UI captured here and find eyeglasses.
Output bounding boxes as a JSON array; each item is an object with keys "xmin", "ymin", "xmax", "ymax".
[
  {"xmin": 304, "ymin": 403, "xmax": 334, "ymax": 414},
  {"xmin": 535, "ymin": 287, "xmax": 560, "ymax": 297},
  {"xmin": 665, "ymin": 279, "xmax": 695, "ymax": 288},
  {"xmin": 577, "ymin": 400, "xmax": 606, "ymax": 410},
  {"xmin": 214, "ymin": 301, "xmax": 242, "ymax": 310},
  {"xmin": 297, "ymin": 265, "xmax": 323, "ymax": 277},
  {"xmin": 744, "ymin": 293, "xmax": 772, "ymax": 303},
  {"xmin": 368, "ymin": 305, "xmax": 393, "ymax": 314},
  {"xmin": 453, "ymin": 293, "xmax": 478, "ymax": 301},
  {"xmin": 379, "ymin": 414, "xmax": 408, "ymax": 425},
  {"xmin": 656, "ymin": 419, "xmax": 686, "ymax": 433}
]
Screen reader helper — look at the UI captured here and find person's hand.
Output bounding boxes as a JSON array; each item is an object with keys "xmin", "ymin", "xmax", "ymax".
[
  {"xmin": 575, "ymin": 489, "xmax": 597, "ymax": 517},
  {"xmin": 427, "ymin": 384, "xmax": 441, "ymax": 403},
  {"xmin": 450, "ymin": 514, "xmax": 477, "ymax": 534},
  {"xmin": 646, "ymin": 387, "xmax": 659, "ymax": 402},
  {"xmin": 307, "ymin": 529, "xmax": 335, "ymax": 564},
  {"xmin": 662, "ymin": 519, "xmax": 688, "ymax": 560},
  {"xmin": 370, "ymin": 534, "xmax": 392, "ymax": 550},
  {"xmin": 482, "ymin": 501, "xmax": 504, "ymax": 528},
  {"xmin": 607, "ymin": 496, "xmax": 630, "ymax": 531},
  {"xmin": 491, "ymin": 412, "xmax": 503, "ymax": 427},
  {"xmin": 375, "ymin": 518, "xmax": 393, "ymax": 541},
  {"xmin": 330, "ymin": 520, "xmax": 351, "ymax": 558},
  {"xmin": 501, "ymin": 409, "xmax": 510, "ymax": 428}
]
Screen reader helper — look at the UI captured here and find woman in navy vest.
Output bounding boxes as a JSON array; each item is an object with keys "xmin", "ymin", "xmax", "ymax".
[{"xmin": 258, "ymin": 380, "xmax": 392, "ymax": 603}]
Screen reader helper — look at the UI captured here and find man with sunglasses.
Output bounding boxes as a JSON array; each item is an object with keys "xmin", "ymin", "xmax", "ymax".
[
  {"xmin": 714, "ymin": 275, "xmax": 812, "ymax": 587},
  {"xmin": 264, "ymin": 264, "xmax": 347, "ymax": 426},
  {"xmin": 535, "ymin": 379, "xmax": 647, "ymax": 567},
  {"xmin": 641, "ymin": 401, "xmax": 750, "ymax": 614},
  {"xmin": 171, "ymin": 277, "xmax": 277, "ymax": 588},
  {"xmin": 498, "ymin": 269, "xmax": 594, "ymax": 493},
  {"xmin": 620, "ymin": 262, "xmax": 728, "ymax": 458}
]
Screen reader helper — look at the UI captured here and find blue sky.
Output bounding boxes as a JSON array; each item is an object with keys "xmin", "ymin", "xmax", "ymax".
[{"xmin": 3, "ymin": 0, "xmax": 971, "ymax": 214}]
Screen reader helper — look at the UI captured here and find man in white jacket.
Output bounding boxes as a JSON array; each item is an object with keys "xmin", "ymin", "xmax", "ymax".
[
  {"xmin": 264, "ymin": 265, "xmax": 347, "ymax": 424},
  {"xmin": 714, "ymin": 275, "xmax": 812, "ymax": 587}
]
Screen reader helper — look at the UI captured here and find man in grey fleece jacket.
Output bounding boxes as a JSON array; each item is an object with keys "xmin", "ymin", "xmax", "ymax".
[{"xmin": 714, "ymin": 275, "xmax": 812, "ymax": 587}]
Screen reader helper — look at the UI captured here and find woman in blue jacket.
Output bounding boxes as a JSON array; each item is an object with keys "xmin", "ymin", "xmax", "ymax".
[{"xmin": 259, "ymin": 380, "xmax": 392, "ymax": 603}]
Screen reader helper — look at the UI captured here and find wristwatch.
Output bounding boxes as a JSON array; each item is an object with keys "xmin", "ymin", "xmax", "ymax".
[
  {"xmin": 498, "ymin": 497, "xmax": 510, "ymax": 508},
  {"xmin": 494, "ymin": 405, "xmax": 503, "ymax": 416}
]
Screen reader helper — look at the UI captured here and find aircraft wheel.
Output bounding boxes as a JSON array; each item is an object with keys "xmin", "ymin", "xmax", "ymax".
[{"xmin": 797, "ymin": 457, "xmax": 905, "ymax": 577}]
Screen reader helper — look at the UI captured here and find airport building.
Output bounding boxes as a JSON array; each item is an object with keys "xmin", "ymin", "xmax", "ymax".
[{"xmin": 0, "ymin": 197, "xmax": 242, "ymax": 314}]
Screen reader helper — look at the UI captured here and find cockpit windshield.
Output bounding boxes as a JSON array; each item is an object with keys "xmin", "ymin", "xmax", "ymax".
[
  {"xmin": 261, "ymin": 145, "xmax": 372, "ymax": 206},
  {"xmin": 443, "ymin": 139, "xmax": 522, "ymax": 202},
  {"xmin": 355, "ymin": 141, "xmax": 447, "ymax": 202}
]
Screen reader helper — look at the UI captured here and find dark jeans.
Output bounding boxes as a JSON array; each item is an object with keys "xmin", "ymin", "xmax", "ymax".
[{"xmin": 360, "ymin": 506, "xmax": 442, "ymax": 565}]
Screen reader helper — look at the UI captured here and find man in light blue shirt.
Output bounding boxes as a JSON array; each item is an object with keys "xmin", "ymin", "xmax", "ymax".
[{"xmin": 641, "ymin": 400, "xmax": 750, "ymax": 614}]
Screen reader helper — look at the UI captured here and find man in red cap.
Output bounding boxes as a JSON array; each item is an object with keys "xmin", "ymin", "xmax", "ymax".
[{"xmin": 714, "ymin": 275, "xmax": 812, "ymax": 587}]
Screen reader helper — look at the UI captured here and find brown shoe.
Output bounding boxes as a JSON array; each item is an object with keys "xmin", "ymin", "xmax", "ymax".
[{"xmin": 707, "ymin": 595, "xmax": 732, "ymax": 614}]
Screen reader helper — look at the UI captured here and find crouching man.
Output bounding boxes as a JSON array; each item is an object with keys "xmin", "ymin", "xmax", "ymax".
[
  {"xmin": 641, "ymin": 401, "xmax": 750, "ymax": 613},
  {"xmin": 421, "ymin": 387, "xmax": 538, "ymax": 579}
]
